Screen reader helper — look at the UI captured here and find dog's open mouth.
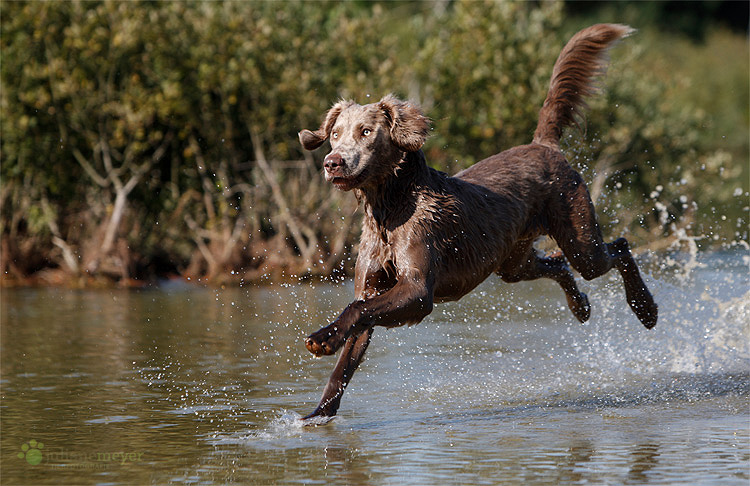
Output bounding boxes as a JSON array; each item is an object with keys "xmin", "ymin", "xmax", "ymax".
[
  {"xmin": 325, "ymin": 173, "xmax": 359, "ymax": 191},
  {"xmin": 331, "ymin": 177, "xmax": 357, "ymax": 191}
]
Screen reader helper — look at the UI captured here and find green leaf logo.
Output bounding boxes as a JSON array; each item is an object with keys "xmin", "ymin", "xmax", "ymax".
[{"xmin": 18, "ymin": 440, "xmax": 44, "ymax": 466}]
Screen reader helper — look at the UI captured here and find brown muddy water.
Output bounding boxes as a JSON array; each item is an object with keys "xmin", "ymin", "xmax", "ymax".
[{"xmin": 1, "ymin": 251, "xmax": 748, "ymax": 485}]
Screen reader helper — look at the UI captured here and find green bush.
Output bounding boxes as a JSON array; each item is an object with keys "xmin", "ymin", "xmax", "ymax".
[
  {"xmin": 1, "ymin": 0, "xmax": 745, "ymax": 284},
  {"xmin": 418, "ymin": 0, "xmax": 565, "ymax": 170}
]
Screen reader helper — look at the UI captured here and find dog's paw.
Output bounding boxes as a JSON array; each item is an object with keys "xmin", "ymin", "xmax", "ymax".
[
  {"xmin": 630, "ymin": 293, "xmax": 658, "ymax": 329},
  {"xmin": 300, "ymin": 410, "xmax": 337, "ymax": 426},
  {"xmin": 622, "ymin": 275, "xmax": 658, "ymax": 329},
  {"xmin": 305, "ymin": 325, "xmax": 343, "ymax": 356},
  {"xmin": 567, "ymin": 291, "xmax": 591, "ymax": 323}
]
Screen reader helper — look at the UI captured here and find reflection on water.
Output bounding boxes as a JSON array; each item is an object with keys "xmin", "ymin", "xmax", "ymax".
[{"xmin": 1, "ymin": 252, "xmax": 748, "ymax": 485}]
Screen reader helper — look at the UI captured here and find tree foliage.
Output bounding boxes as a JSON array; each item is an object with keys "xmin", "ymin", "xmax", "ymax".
[{"xmin": 1, "ymin": 0, "xmax": 746, "ymax": 285}]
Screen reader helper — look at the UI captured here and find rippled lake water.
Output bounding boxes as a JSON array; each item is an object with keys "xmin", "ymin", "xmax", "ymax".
[{"xmin": 1, "ymin": 251, "xmax": 748, "ymax": 485}]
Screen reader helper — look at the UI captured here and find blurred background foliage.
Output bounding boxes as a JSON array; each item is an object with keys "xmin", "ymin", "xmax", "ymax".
[{"xmin": 1, "ymin": 0, "xmax": 747, "ymax": 285}]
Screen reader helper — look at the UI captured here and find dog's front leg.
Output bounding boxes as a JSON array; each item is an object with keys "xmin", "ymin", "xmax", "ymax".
[
  {"xmin": 303, "ymin": 327, "xmax": 374, "ymax": 422},
  {"xmin": 305, "ymin": 300, "xmax": 365, "ymax": 357},
  {"xmin": 305, "ymin": 275, "xmax": 433, "ymax": 357}
]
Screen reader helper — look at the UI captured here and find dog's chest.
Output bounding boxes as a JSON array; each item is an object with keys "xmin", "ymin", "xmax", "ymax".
[{"xmin": 372, "ymin": 226, "xmax": 396, "ymax": 276}]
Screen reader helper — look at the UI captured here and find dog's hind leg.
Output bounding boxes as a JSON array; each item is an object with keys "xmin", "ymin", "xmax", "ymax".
[
  {"xmin": 606, "ymin": 237, "xmax": 659, "ymax": 329},
  {"xmin": 548, "ymin": 171, "xmax": 658, "ymax": 328},
  {"xmin": 498, "ymin": 239, "xmax": 591, "ymax": 323},
  {"xmin": 303, "ymin": 327, "xmax": 374, "ymax": 422}
]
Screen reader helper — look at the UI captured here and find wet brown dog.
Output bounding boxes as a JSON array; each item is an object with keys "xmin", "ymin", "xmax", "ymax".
[{"xmin": 298, "ymin": 24, "xmax": 658, "ymax": 422}]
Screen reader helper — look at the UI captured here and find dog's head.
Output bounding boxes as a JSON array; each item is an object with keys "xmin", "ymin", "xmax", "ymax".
[{"xmin": 299, "ymin": 95, "xmax": 430, "ymax": 191}]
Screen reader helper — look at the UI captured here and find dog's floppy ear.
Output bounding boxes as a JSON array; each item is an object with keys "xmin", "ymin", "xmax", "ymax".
[
  {"xmin": 378, "ymin": 94, "xmax": 430, "ymax": 152},
  {"xmin": 298, "ymin": 101, "xmax": 352, "ymax": 151}
]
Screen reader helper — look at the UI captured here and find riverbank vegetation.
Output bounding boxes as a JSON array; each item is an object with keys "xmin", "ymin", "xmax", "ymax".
[{"xmin": 2, "ymin": 1, "xmax": 747, "ymax": 286}]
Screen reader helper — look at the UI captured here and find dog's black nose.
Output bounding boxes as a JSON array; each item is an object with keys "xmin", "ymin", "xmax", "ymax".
[{"xmin": 324, "ymin": 153, "xmax": 344, "ymax": 171}]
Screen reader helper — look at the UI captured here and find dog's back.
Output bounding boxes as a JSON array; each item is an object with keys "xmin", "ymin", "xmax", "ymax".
[{"xmin": 449, "ymin": 23, "xmax": 637, "ymax": 262}]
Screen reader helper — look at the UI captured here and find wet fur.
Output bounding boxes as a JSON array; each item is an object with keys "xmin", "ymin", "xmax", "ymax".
[{"xmin": 298, "ymin": 24, "xmax": 658, "ymax": 421}]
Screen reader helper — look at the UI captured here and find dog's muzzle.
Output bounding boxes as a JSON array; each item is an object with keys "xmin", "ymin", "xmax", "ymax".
[{"xmin": 324, "ymin": 153, "xmax": 347, "ymax": 181}]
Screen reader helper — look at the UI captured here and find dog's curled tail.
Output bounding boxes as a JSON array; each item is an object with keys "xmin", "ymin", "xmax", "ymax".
[{"xmin": 532, "ymin": 23, "xmax": 634, "ymax": 148}]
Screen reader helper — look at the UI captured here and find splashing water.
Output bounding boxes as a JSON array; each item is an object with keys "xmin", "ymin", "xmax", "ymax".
[{"xmin": 1, "ymin": 249, "xmax": 747, "ymax": 485}]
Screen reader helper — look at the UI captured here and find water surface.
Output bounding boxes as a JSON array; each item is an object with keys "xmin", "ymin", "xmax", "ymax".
[{"xmin": 1, "ymin": 251, "xmax": 748, "ymax": 485}]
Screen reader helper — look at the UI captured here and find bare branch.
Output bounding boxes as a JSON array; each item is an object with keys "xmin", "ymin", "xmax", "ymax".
[
  {"xmin": 184, "ymin": 214, "xmax": 217, "ymax": 270},
  {"xmin": 249, "ymin": 127, "xmax": 312, "ymax": 265},
  {"xmin": 189, "ymin": 135, "xmax": 217, "ymax": 222},
  {"xmin": 41, "ymin": 197, "xmax": 79, "ymax": 273},
  {"xmin": 72, "ymin": 148, "xmax": 109, "ymax": 187}
]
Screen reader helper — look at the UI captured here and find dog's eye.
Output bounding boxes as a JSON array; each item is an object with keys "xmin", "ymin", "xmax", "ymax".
[
  {"xmin": 332, "ymin": 131, "xmax": 338, "ymax": 140},
  {"xmin": 362, "ymin": 128, "xmax": 371, "ymax": 137}
]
